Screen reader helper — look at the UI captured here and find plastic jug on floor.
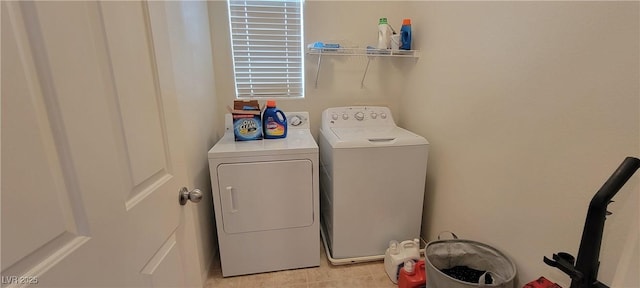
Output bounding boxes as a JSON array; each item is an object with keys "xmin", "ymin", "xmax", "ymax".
[
  {"xmin": 398, "ymin": 259, "xmax": 427, "ymax": 288},
  {"xmin": 384, "ymin": 239, "xmax": 420, "ymax": 283}
]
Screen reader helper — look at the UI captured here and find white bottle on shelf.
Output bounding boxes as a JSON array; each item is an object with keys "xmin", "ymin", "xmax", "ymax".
[{"xmin": 377, "ymin": 17, "xmax": 392, "ymax": 49}]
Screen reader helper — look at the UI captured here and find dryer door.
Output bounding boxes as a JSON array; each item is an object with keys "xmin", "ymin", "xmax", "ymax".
[{"xmin": 217, "ymin": 159, "xmax": 314, "ymax": 234}]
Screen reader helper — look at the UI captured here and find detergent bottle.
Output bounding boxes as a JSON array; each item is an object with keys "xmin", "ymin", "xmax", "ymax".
[
  {"xmin": 262, "ymin": 100, "xmax": 287, "ymax": 139},
  {"xmin": 384, "ymin": 239, "xmax": 421, "ymax": 283},
  {"xmin": 398, "ymin": 259, "xmax": 427, "ymax": 288},
  {"xmin": 377, "ymin": 17, "xmax": 392, "ymax": 49},
  {"xmin": 400, "ymin": 18, "xmax": 412, "ymax": 50}
]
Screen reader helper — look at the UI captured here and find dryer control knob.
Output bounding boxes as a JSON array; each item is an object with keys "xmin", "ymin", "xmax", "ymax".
[
  {"xmin": 354, "ymin": 111, "xmax": 365, "ymax": 121},
  {"xmin": 371, "ymin": 112, "xmax": 378, "ymax": 119},
  {"xmin": 331, "ymin": 113, "xmax": 339, "ymax": 120},
  {"xmin": 342, "ymin": 113, "xmax": 349, "ymax": 120},
  {"xmin": 380, "ymin": 112, "xmax": 387, "ymax": 119},
  {"xmin": 290, "ymin": 115, "xmax": 303, "ymax": 126}
]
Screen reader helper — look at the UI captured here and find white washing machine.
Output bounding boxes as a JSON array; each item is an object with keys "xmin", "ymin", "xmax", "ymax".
[
  {"xmin": 319, "ymin": 106, "xmax": 428, "ymax": 263},
  {"xmin": 208, "ymin": 112, "xmax": 319, "ymax": 277}
]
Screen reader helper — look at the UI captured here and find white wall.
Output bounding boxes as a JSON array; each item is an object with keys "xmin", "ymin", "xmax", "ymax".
[
  {"xmin": 162, "ymin": 1, "xmax": 220, "ymax": 282},
  {"xmin": 208, "ymin": 1, "xmax": 639, "ymax": 286},
  {"xmin": 209, "ymin": 0, "xmax": 414, "ymax": 138},
  {"xmin": 400, "ymin": 2, "xmax": 639, "ymax": 287}
]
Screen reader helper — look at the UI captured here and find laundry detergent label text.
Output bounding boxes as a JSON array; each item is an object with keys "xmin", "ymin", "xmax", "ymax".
[{"xmin": 233, "ymin": 115, "xmax": 262, "ymax": 141}]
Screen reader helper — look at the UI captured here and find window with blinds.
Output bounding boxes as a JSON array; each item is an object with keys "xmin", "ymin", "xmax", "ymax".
[{"xmin": 228, "ymin": 0, "xmax": 304, "ymax": 99}]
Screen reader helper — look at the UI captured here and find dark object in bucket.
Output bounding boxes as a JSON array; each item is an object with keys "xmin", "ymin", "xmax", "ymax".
[{"xmin": 441, "ymin": 266, "xmax": 493, "ymax": 284}]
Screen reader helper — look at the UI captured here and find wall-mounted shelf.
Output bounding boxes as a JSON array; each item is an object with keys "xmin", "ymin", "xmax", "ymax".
[
  {"xmin": 307, "ymin": 47, "xmax": 420, "ymax": 57},
  {"xmin": 306, "ymin": 47, "xmax": 420, "ymax": 88}
]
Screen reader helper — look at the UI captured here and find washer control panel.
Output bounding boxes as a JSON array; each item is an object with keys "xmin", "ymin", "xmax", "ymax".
[{"xmin": 322, "ymin": 106, "xmax": 395, "ymax": 129}]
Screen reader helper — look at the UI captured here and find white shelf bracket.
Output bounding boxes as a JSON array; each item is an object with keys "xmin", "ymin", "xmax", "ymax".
[
  {"xmin": 314, "ymin": 54, "xmax": 322, "ymax": 88},
  {"xmin": 361, "ymin": 57, "xmax": 372, "ymax": 88}
]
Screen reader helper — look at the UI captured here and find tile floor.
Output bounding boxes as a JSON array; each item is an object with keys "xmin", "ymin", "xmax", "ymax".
[{"xmin": 205, "ymin": 243, "xmax": 398, "ymax": 288}]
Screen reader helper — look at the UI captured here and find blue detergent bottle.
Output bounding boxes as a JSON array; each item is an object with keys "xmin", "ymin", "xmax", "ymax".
[
  {"xmin": 400, "ymin": 18, "xmax": 412, "ymax": 50},
  {"xmin": 262, "ymin": 100, "xmax": 287, "ymax": 139}
]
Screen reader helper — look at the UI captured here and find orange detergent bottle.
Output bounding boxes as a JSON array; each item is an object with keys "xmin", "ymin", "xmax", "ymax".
[{"xmin": 398, "ymin": 259, "xmax": 427, "ymax": 288}]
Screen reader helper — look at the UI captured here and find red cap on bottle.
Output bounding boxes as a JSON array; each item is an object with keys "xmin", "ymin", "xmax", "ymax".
[
  {"xmin": 402, "ymin": 18, "xmax": 411, "ymax": 25},
  {"xmin": 266, "ymin": 100, "xmax": 276, "ymax": 107}
]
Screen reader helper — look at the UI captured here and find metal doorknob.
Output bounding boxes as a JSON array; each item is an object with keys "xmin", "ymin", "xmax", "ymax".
[{"xmin": 179, "ymin": 187, "xmax": 203, "ymax": 205}]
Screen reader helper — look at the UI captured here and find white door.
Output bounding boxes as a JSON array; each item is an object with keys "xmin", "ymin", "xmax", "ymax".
[{"xmin": 2, "ymin": 1, "xmax": 200, "ymax": 287}]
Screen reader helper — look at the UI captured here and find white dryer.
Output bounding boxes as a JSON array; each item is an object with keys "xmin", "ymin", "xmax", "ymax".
[
  {"xmin": 208, "ymin": 112, "xmax": 319, "ymax": 277},
  {"xmin": 319, "ymin": 106, "xmax": 428, "ymax": 263}
]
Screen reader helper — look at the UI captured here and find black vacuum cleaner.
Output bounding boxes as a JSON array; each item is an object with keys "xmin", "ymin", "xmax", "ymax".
[{"xmin": 543, "ymin": 156, "xmax": 640, "ymax": 288}]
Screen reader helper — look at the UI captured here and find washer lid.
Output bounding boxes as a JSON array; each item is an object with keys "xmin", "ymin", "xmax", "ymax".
[
  {"xmin": 329, "ymin": 126, "xmax": 428, "ymax": 147},
  {"xmin": 208, "ymin": 129, "xmax": 318, "ymax": 159}
]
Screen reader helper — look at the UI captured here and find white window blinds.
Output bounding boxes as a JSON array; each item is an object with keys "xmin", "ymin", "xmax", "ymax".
[{"xmin": 228, "ymin": 0, "xmax": 304, "ymax": 98}]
